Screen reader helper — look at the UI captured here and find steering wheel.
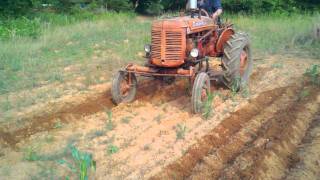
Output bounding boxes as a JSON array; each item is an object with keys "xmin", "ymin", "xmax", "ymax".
[{"xmin": 199, "ymin": 9, "xmax": 210, "ymax": 18}]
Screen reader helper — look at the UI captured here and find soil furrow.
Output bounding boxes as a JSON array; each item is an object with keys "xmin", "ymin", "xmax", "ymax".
[
  {"xmin": 187, "ymin": 83, "xmax": 304, "ymax": 179},
  {"xmin": 218, "ymin": 86, "xmax": 319, "ymax": 179},
  {"xmin": 0, "ymin": 79, "xmax": 188, "ymax": 148},
  {"xmin": 284, "ymin": 112, "xmax": 320, "ymax": 180},
  {"xmin": 150, "ymin": 85, "xmax": 288, "ymax": 180}
]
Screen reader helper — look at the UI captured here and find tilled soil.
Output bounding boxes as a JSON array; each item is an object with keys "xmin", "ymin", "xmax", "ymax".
[{"xmin": 0, "ymin": 56, "xmax": 319, "ymax": 179}]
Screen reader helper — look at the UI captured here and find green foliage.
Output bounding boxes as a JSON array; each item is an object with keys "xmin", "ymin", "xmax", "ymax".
[
  {"xmin": 202, "ymin": 93, "xmax": 214, "ymax": 120},
  {"xmin": 57, "ymin": 145, "xmax": 96, "ymax": 180},
  {"xmin": 105, "ymin": 0, "xmax": 133, "ymax": 12},
  {"xmin": 304, "ymin": 64, "xmax": 320, "ymax": 86},
  {"xmin": 105, "ymin": 110, "xmax": 116, "ymax": 131},
  {"xmin": 121, "ymin": 116, "xmax": 132, "ymax": 124},
  {"xmin": 23, "ymin": 147, "xmax": 41, "ymax": 161},
  {"xmin": 176, "ymin": 123, "xmax": 187, "ymax": 140},
  {"xmin": 106, "ymin": 144, "xmax": 119, "ymax": 155},
  {"xmin": 298, "ymin": 89, "xmax": 310, "ymax": 101},
  {"xmin": 136, "ymin": 0, "xmax": 163, "ymax": 15}
]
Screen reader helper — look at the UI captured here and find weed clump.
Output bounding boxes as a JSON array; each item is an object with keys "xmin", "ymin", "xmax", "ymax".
[
  {"xmin": 107, "ymin": 144, "xmax": 119, "ymax": 155},
  {"xmin": 176, "ymin": 123, "xmax": 187, "ymax": 140},
  {"xmin": 105, "ymin": 110, "xmax": 116, "ymax": 131},
  {"xmin": 304, "ymin": 64, "xmax": 320, "ymax": 86}
]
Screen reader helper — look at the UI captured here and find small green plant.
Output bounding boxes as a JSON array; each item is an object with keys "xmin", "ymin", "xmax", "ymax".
[
  {"xmin": 0, "ymin": 95, "xmax": 12, "ymax": 112},
  {"xmin": 202, "ymin": 93, "xmax": 214, "ymax": 120},
  {"xmin": 298, "ymin": 89, "xmax": 310, "ymax": 101},
  {"xmin": 176, "ymin": 123, "xmax": 187, "ymax": 140},
  {"xmin": 241, "ymin": 85, "xmax": 250, "ymax": 98},
  {"xmin": 86, "ymin": 130, "xmax": 105, "ymax": 140},
  {"xmin": 53, "ymin": 119, "xmax": 63, "ymax": 129},
  {"xmin": 45, "ymin": 134, "xmax": 55, "ymax": 143},
  {"xmin": 105, "ymin": 110, "xmax": 115, "ymax": 131},
  {"xmin": 154, "ymin": 114, "xmax": 164, "ymax": 124},
  {"xmin": 107, "ymin": 144, "xmax": 119, "ymax": 155},
  {"xmin": 231, "ymin": 77, "xmax": 241, "ymax": 96},
  {"xmin": 271, "ymin": 63, "xmax": 284, "ymax": 68},
  {"xmin": 57, "ymin": 145, "xmax": 96, "ymax": 180},
  {"xmin": 121, "ymin": 116, "xmax": 132, "ymax": 124},
  {"xmin": 23, "ymin": 147, "xmax": 40, "ymax": 161},
  {"xmin": 304, "ymin": 64, "xmax": 320, "ymax": 86}
]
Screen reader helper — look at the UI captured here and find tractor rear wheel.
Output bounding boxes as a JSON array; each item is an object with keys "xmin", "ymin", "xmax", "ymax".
[
  {"xmin": 191, "ymin": 72, "xmax": 211, "ymax": 114},
  {"xmin": 111, "ymin": 71, "xmax": 137, "ymax": 105},
  {"xmin": 221, "ymin": 32, "xmax": 253, "ymax": 91}
]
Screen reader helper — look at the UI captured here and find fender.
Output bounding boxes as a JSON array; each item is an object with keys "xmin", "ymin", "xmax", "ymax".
[{"xmin": 216, "ymin": 28, "xmax": 235, "ymax": 53}]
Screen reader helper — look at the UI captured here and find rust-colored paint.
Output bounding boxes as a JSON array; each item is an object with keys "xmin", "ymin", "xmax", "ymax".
[
  {"xmin": 150, "ymin": 16, "xmax": 218, "ymax": 68},
  {"xmin": 216, "ymin": 28, "xmax": 235, "ymax": 53}
]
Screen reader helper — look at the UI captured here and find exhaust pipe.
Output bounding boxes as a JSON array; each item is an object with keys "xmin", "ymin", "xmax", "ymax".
[
  {"xmin": 188, "ymin": 0, "xmax": 198, "ymax": 18},
  {"xmin": 189, "ymin": 0, "xmax": 197, "ymax": 10}
]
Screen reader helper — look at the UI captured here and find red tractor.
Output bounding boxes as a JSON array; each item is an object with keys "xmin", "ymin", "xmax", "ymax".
[{"xmin": 111, "ymin": 1, "xmax": 253, "ymax": 114}]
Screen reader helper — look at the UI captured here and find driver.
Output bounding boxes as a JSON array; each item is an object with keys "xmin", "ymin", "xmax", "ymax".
[{"xmin": 198, "ymin": 0, "xmax": 223, "ymax": 20}]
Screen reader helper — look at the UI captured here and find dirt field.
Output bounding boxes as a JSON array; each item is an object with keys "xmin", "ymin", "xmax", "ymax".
[{"xmin": 0, "ymin": 55, "xmax": 319, "ymax": 179}]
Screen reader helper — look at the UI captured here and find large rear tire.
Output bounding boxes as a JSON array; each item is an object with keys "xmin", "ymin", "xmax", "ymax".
[
  {"xmin": 111, "ymin": 71, "xmax": 137, "ymax": 105},
  {"xmin": 221, "ymin": 32, "xmax": 253, "ymax": 91},
  {"xmin": 191, "ymin": 72, "xmax": 211, "ymax": 114}
]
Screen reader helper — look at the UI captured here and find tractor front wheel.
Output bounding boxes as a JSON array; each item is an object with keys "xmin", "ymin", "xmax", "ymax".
[
  {"xmin": 111, "ymin": 71, "xmax": 137, "ymax": 105},
  {"xmin": 191, "ymin": 72, "xmax": 211, "ymax": 114}
]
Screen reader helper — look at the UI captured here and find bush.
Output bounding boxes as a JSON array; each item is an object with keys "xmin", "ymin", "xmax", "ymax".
[
  {"xmin": 105, "ymin": 0, "xmax": 133, "ymax": 12},
  {"xmin": 0, "ymin": 16, "xmax": 41, "ymax": 39}
]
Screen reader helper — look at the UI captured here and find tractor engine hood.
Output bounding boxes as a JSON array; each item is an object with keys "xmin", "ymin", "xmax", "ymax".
[{"xmin": 152, "ymin": 15, "xmax": 217, "ymax": 34}]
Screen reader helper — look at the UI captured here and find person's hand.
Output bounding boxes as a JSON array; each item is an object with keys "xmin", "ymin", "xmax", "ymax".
[{"xmin": 211, "ymin": 13, "xmax": 218, "ymax": 20}]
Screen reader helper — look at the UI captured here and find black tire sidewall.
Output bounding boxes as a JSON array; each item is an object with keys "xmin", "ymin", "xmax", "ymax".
[
  {"xmin": 191, "ymin": 72, "xmax": 211, "ymax": 114},
  {"xmin": 111, "ymin": 71, "xmax": 137, "ymax": 105}
]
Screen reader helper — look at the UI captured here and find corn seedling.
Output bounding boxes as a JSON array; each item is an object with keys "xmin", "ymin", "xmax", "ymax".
[
  {"xmin": 105, "ymin": 110, "xmax": 115, "ymax": 131},
  {"xmin": 121, "ymin": 116, "xmax": 132, "ymax": 124},
  {"xmin": 53, "ymin": 119, "xmax": 63, "ymax": 129},
  {"xmin": 241, "ymin": 85, "xmax": 250, "ymax": 98},
  {"xmin": 176, "ymin": 123, "xmax": 187, "ymax": 140},
  {"xmin": 298, "ymin": 89, "xmax": 310, "ymax": 101},
  {"xmin": 107, "ymin": 144, "xmax": 119, "ymax": 155},
  {"xmin": 202, "ymin": 92, "xmax": 214, "ymax": 120},
  {"xmin": 271, "ymin": 63, "xmax": 284, "ymax": 69},
  {"xmin": 23, "ymin": 147, "xmax": 40, "ymax": 161},
  {"xmin": 231, "ymin": 76, "xmax": 241, "ymax": 97},
  {"xmin": 304, "ymin": 64, "xmax": 320, "ymax": 86},
  {"xmin": 154, "ymin": 114, "xmax": 164, "ymax": 124},
  {"xmin": 57, "ymin": 145, "xmax": 96, "ymax": 180}
]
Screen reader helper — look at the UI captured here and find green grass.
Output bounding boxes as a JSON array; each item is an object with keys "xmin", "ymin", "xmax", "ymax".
[
  {"xmin": 227, "ymin": 13, "xmax": 320, "ymax": 57},
  {"xmin": 0, "ymin": 11, "xmax": 150, "ymax": 101}
]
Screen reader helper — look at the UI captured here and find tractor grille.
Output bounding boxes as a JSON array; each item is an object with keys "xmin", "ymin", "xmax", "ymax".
[
  {"xmin": 151, "ymin": 29, "xmax": 183, "ymax": 61},
  {"xmin": 165, "ymin": 31, "xmax": 182, "ymax": 60},
  {"xmin": 151, "ymin": 29, "xmax": 161, "ymax": 59}
]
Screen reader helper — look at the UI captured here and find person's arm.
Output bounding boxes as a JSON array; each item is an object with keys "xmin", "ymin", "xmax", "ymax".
[
  {"xmin": 211, "ymin": 0, "xmax": 223, "ymax": 19},
  {"xmin": 212, "ymin": 8, "xmax": 222, "ymax": 19}
]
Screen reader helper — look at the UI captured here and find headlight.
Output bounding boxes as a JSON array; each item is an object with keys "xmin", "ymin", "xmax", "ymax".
[
  {"xmin": 144, "ymin": 44, "xmax": 151, "ymax": 53},
  {"xmin": 190, "ymin": 48, "xmax": 199, "ymax": 58}
]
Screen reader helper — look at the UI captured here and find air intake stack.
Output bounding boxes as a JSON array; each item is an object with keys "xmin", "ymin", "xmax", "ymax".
[{"xmin": 189, "ymin": 0, "xmax": 198, "ymax": 18}]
